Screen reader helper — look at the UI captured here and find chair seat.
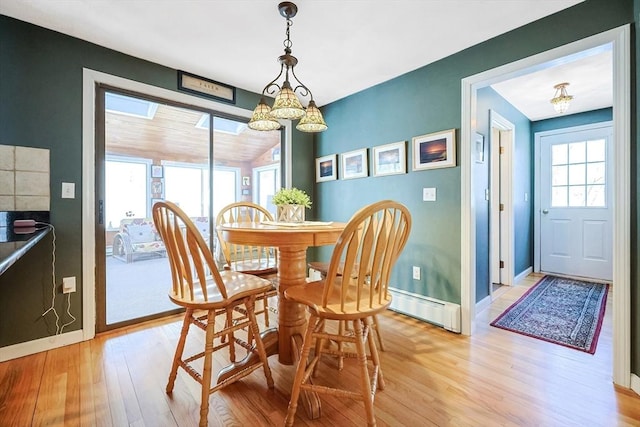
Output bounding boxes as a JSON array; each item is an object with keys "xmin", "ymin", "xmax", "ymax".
[
  {"xmin": 285, "ymin": 278, "xmax": 391, "ymax": 320},
  {"xmin": 169, "ymin": 270, "xmax": 274, "ymax": 308}
]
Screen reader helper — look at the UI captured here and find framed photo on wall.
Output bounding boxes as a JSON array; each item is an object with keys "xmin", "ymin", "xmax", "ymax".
[
  {"xmin": 412, "ymin": 129, "xmax": 456, "ymax": 171},
  {"xmin": 151, "ymin": 165, "xmax": 163, "ymax": 178},
  {"xmin": 372, "ymin": 141, "xmax": 406, "ymax": 177},
  {"xmin": 316, "ymin": 154, "xmax": 337, "ymax": 182},
  {"xmin": 341, "ymin": 148, "xmax": 368, "ymax": 180}
]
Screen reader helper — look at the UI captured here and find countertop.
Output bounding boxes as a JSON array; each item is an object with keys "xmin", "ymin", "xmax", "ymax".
[{"xmin": 0, "ymin": 211, "xmax": 51, "ymax": 276}]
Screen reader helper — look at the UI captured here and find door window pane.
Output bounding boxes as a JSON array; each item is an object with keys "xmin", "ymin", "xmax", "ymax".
[
  {"xmin": 587, "ymin": 139, "xmax": 606, "ymax": 162},
  {"xmin": 568, "ymin": 164, "xmax": 585, "ymax": 185},
  {"xmin": 552, "ymin": 165, "xmax": 567, "ymax": 186},
  {"xmin": 568, "ymin": 141, "xmax": 586, "ymax": 164},
  {"xmin": 552, "ymin": 187, "xmax": 567, "ymax": 207},
  {"xmin": 568, "ymin": 185, "xmax": 586, "ymax": 206},
  {"xmin": 587, "ymin": 185, "xmax": 606, "ymax": 207},
  {"xmin": 587, "ymin": 162, "xmax": 605, "ymax": 185},
  {"xmin": 552, "ymin": 144, "xmax": 568, "ymax": 165}
]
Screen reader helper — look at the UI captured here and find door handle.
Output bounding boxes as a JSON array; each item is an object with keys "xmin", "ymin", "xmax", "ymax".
[{"xmin": 542, "ymin": 209, "xmax": 549, "ymax": 214}]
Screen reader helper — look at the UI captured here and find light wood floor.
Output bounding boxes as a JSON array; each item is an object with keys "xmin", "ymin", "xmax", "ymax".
[{"xmin": 1, "ymin": 273, "xmax": 639, "ymax": 426}]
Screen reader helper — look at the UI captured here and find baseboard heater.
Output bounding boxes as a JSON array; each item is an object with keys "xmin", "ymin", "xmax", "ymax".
[{"xmin": 388, "ymin": 287, "xmax": 461, "ymax": 333}]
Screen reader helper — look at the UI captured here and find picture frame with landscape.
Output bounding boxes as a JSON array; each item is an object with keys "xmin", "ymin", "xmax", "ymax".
[
  {"xmin": 341, "ymin": 148, "xmax": 368, "ymax": 180},
  {"xmin": 412, "ymin": 129, "xmax": 456, "ymax": 171},
  {"xmin": 372, "ymin": 141, "xmax": 406, "ymax": 177},
  {"xmin": 316, "ymin": 154, "xmax": 337, "ymax": 182}
]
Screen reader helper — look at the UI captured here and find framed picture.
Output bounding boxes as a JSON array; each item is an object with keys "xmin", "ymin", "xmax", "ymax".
[
  {"xmin": 316, "ymin": 154, "xmax": 337, "ymax": 182},
  {"xmin": 475, "ymin": 132, "xmax": 485, "ymax": 163},
  {"xmin": 412, "ymin": 129, "xmax": 456, "ymax": 171},
  {"xmin": 341, "ymin": 148, "xmax": 368, "ymax": 180},
  {"xmin": 177, "ymin": 70, "xmax": 236, "ymax": 104},
  {"xmin": 373, "ymin": 141, "xmax": 406, "ymax": 177},
  {"xmin": 151, "ymin": 181, "xmax": 163, "ymax": 196},
  {"xmin": 151, "ymin": 165, "xmax": 163, "ymax": 178}
]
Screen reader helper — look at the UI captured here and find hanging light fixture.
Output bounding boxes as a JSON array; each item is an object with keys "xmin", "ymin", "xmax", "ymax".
[
  {"xmin": 248, "ymin": 2, "xmax": 327, "ymax": 133},
  {"xmin": 550, "ymin": 82, "xmax": 573, "ymax": 114}
]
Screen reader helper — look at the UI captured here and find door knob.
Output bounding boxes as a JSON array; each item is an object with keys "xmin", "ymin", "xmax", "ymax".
[{"xmin": 542, "ymin": 209, "xmax": 549, "ymax": 214}]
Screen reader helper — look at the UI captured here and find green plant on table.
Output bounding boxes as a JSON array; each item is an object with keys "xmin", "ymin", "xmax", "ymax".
[{"xmin": 272, "ymin": 187, "xmax": 312, "ymax": 208}]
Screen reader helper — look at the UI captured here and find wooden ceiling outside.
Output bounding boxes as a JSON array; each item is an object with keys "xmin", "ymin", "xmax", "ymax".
[{"xmin": 105, "ymin": 103, "xmax": 280, "ymax": 165}]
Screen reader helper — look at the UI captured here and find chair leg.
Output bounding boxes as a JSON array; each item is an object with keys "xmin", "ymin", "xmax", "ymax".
[
  {"xmin": 226, "ymin": 308, "xmax": 236, "ymax": 362},
  {"xmin": 285, "ymin": 314, "xmax": 319, "ymax": 427},
  {"xmin": 365, "ymin": 317, "xmax": 385, "ymax": 391},
  {"xmin": 246, "ymin": 298, "xmax": 274, "ymax": 389},
  {"xmin": 372, "ymin": 315, "xmax": 385, "ymax": 351},
  {"xmin": 262, "ymin": 292, "xmax": 270, "ymax": 327},
  {"xmin": 353, "ymin": 319, "xmax": 376, "ymax": 427},
  {"xmin": 166, "ymin": 308, "xmax": 193, "ymax": 393},
  {"xmin": 198, "ymin": 309, "xmax": 216, "ymax": 427}
]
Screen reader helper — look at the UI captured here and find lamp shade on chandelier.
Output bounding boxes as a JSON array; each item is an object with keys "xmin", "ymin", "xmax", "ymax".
[
  {"xmin": 550, "ymin": 82, "xmax": 573, "ymax": 114},
  {"xmin": 248, "ymin": 2, "xmax": 327, "ymax": 133}
]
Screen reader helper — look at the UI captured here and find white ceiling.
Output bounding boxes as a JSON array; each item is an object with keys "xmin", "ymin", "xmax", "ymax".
[{"xmin": 1, "ymin": 0, "xmax": 611, "ymax": 121}]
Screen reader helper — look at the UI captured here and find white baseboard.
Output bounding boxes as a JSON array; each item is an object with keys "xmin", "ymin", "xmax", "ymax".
[
  {"xmin": 631, "ymin": 373, "xmax": 640, "ymax": 397},
  {"xmin": 476, "ymin": 294, "xmax": 491, "ymax": 314},
  {"xmin": 514, "ymin": 266, "xmax": 533, "ymax": 284},
  {"xmin": 0, "ymin": 329, "xmax": 85, "ymax": 362},
  {"xmin": 389, "ymin": 287, "xmax": 461, "ymax": 333}
]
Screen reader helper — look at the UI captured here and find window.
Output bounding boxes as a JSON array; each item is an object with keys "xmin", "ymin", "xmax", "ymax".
[
  {"xmin": 551, "ymin": 139, "xmax": 606, "ymax": 207},
  {"xmin": 105, "ymin": 158, "xmax": 149, "ymax": 229}
]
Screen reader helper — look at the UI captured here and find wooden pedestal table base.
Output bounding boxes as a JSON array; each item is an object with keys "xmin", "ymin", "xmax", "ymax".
[{"xmin": 217, "ymin": 221, "xmax": 345, "ymax": 421}]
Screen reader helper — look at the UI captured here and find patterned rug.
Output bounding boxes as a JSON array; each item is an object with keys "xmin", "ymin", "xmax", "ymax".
[{"xmin": 490, "ymin": 275, "xmax": 609, "ymax": 354}]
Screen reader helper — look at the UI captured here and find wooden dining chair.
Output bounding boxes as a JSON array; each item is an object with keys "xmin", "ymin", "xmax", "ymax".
[
  {"xmin": 307, "ymin": 260, "xmax": 385, "ymax": 370},
  {"xmin": 153, "ymin": 201, "xmax": 274, "ymax": 427},
  {"xmin": 284, "ymin": 200, "xmax": 412, "ymax": 427},
  {"xmin": 216, "ymin": 202, "xmax": 279, "ymax": 327}
]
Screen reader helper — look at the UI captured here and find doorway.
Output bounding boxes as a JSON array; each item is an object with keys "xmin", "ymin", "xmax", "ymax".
[
  {"xmin": 461, "ymin": 25, "xmax": 631, "ymax": 387},
  {"xmin": 94, "ymin": 87, "xmax": 282, "ymax": 332}
]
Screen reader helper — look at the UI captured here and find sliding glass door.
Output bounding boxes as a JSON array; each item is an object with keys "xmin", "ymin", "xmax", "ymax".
[{"xmin": 95, "ymin": 88, "xmax": 282, "ymax": 332}]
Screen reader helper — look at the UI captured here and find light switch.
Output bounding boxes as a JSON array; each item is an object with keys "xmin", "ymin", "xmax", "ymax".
[
  {"xmin": 62, "ymin": 182, "xmax": 75, "ymax": 199},
  {"xmin": 422, "ymin": 187, "xmax": 436, "ymax": 202}
]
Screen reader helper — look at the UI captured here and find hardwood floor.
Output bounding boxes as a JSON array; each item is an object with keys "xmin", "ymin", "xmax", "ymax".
[{"xmin": 1, "ymin": 274, "xmax": 639, "ymax": 426}]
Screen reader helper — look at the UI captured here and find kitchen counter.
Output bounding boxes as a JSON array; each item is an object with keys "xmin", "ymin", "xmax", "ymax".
[{"xmin": 0, "ymin": 211, "xmax": 51, "ymax": 276}]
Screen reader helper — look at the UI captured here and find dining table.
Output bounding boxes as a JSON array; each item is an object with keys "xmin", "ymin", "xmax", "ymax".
[{"xmin": 217, "ymin": 219, "xmax": 346, "ymax": 419}]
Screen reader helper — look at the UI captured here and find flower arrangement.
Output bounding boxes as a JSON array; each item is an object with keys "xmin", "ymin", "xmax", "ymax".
[{"xmin": 272, "ymin": 187, "xmax": 312, "ymax": 209}]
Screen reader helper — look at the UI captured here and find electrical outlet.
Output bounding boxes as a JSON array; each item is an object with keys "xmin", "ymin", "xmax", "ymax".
[
  {"xmin": 62, "ymin": 276, "xmax": 76, "ymax": 293},
  {"xmin": 412, "ymin": 266, "xmax": 421, "ymax": 280}
]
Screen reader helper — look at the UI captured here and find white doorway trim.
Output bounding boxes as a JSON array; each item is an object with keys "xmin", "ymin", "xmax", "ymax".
[
  {"xmin": 81, "ymin": 68, "xmax": 292, "ymax": 340},
  {"xmin": 460, "ymin": 25, "xmax": 630, "ymax": 387}
]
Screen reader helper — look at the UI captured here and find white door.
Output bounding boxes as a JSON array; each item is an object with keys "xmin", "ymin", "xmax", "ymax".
[{"xmin": 538, "ymin": 123, "xmax": 612, "ymax": 281}]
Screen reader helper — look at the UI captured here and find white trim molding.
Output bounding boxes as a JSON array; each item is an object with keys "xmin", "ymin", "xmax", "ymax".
[{"xmin": 461, "ymin": 25, "xmax": 631, "ymax": 387}]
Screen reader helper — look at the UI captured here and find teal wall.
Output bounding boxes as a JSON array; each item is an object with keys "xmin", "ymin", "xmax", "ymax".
[
  {"xmin": 0, "ymin": 15, "xmax": 313, "ymax": 346},
  {"xmin": 475, "ymin": 87, "xmax": 532, "ymax": 302},
  {"xmin": 315, "ymin": 0, "xmax": 637, "ymax": 375}
]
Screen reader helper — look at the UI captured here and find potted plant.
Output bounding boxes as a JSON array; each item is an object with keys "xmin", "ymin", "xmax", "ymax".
[{"xmin": 272, "ymin": 187, "xmax": 312, "ymax": 223}]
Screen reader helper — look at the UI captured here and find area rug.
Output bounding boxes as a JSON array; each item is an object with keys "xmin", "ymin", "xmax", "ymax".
[{"xmin": 490, "ymin": 275, "xmax": 609, "ymax": 354}]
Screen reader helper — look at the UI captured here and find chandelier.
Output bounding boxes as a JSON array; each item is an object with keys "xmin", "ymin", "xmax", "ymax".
[
  {"xmin": 248, "ymin": 2, "xmax": 327, "ymax": 133},
  {"xmin": 550, "ymin": 82, "xmax": 573, "ymax": 114}
]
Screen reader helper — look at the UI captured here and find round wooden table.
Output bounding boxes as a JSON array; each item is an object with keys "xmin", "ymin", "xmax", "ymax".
[{"xmin": 218, "ymin": 221, "xmax": 346, "ymax": 364}]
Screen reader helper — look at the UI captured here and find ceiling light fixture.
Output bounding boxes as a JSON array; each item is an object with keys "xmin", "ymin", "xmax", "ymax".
[
  {"xmin": 550, "ymin": 82, "xmax": 573, "ymax": 114},
  {"xmin": 248, "ymin": 2, "xmax": 327, "ymax": 133}
]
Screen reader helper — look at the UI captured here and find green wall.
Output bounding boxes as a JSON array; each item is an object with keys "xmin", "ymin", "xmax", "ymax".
[
  {"xmin": 315, "ymin": 0, "xmax": 638, "ymax": 375},
  {"xmin": 0, "ymin": 15, "xmax": 313, "ymax": 346}
]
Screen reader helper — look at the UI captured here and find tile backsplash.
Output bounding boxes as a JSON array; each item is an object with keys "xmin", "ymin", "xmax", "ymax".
[{"xmin": 0, "ymin": 144, "xmax": 50, "ymax": 211}]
